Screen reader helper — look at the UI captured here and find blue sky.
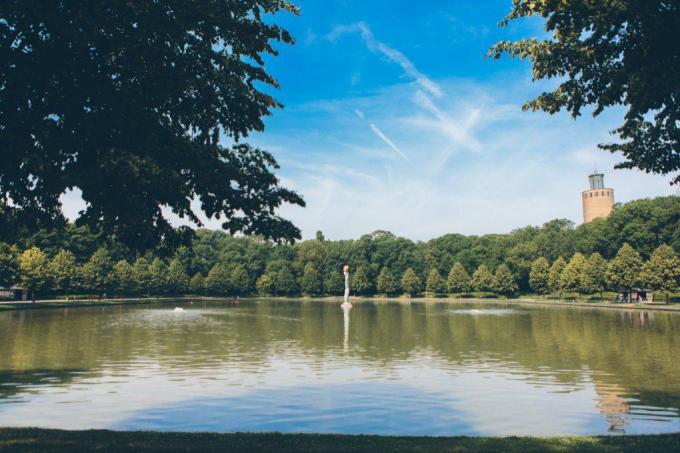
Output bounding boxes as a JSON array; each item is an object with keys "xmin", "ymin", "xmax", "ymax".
[{"xmin": 62, "ymin": 0, "xmax": 678, "ymax": 240}]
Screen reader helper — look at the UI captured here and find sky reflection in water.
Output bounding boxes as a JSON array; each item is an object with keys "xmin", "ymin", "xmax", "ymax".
[{"xmin": 0, "ymin": 300, "xmax": 679, "ymax": 435}]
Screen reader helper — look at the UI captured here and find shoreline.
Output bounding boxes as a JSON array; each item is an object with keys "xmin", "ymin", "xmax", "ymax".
[
  {"xmin": 1, "ymin": 428, "xmax": 679, "ymax": 452},
  {"xmin": 1, "ymin": 294, "xmax": 680, "ymax": 314}
]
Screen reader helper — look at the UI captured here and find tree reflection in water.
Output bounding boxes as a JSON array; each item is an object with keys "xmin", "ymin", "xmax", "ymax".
[{"xmin": 0, "ymin": 300, "xmax": 678, "ymax": 434}]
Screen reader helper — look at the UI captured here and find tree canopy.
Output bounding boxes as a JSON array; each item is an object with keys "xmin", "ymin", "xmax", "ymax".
[
  {"xmin": 2, "ymin": 196, "xmax": 679, "ymax": 300},
  {"xmin": 489, "ymin": 0, "xmax": 680, "ymax": 184},
  {"xmin": 0, "ymin": 0, "xmax": 304, "ymax": 251}
]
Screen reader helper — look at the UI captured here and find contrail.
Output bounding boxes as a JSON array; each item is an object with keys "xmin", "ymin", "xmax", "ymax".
[{"xmin": 369, "ymin": 124, "xmax": 409, "ymax": 161}]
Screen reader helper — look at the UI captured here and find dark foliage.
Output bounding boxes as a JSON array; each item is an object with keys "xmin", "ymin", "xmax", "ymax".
[
  {"xmin": 490, "ymin": 1, "xmax": 680, "ymax": 184},
  {"xmin": 0, "ymin": 1, "xmax": 304, "ymax": 251}
]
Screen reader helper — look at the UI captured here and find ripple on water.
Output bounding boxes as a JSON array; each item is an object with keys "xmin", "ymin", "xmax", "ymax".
[
  {"xmin": 1, "ymin": 300, "xmax": 680, "ymax": 435},
  {"xmin": 447, "ymin": 308, "xmax": 522, "ymax": 316}
]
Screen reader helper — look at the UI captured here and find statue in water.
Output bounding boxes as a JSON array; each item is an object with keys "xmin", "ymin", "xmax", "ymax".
[{"xmin": 342, "ymin": 264, "xmax": 351, "ymax": 307}]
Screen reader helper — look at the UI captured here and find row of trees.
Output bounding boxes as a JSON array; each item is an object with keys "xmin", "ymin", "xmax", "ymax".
[
  {"xmin": 0, "ymin": 245, "xmax": 195, "ymax": 301},
  {"xmin": 1, "ymin": 239, "xmax": 678, "ymax": 301},
  {"xmin": 529, "ymin": 244, "xmax": 680, "ymax": 299},
  {"xmin": 1, "ymin": 197, "xmax": 679, "ymax": 300}
]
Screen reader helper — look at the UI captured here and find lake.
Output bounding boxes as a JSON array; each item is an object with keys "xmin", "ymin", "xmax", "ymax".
[{"xmin": 0, "ymin": 300, "xmax": 679, "ymax": 436}]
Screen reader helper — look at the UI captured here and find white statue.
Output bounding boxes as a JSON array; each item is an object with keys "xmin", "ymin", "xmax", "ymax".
[{"xmin": 342, "ymin": 264, "xmax": 351, "ymax": 307}]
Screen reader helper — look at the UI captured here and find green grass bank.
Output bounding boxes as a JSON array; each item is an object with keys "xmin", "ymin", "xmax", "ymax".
[
  {"xmin": 1, "ymin": 428, "xmax": 679, "ymax": 452},
  {"xmin": 2, "ymin": 294, "xmax": 680, "ymax": 313}
]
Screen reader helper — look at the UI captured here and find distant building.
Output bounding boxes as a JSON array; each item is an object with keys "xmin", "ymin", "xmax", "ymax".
[
  {"xmin": 0, "ymin": 286, "xmax": 26, "ymax": 301},
  {"xmin": 582, "ymin": 171, "xmax": 614, "ymax": 223}
]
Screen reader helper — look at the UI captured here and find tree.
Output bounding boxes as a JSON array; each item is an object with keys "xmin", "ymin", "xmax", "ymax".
[
  {"xmin": 82, "ymin": 248, "xmax": 114, "ymax": 295},
  {"xmin": 529, "ymin": 257, "xmax": 550, "ymax": 295},
  {"xmin": 256, "ymin": 273, "xmax": 276, "ymax": 296},
  {"xmin": 376, "ymin": 267, "xmax": 398, "ymax": 295},
  {"xmin": 471, "ymin": 264, "xmax": 495, "ymax": 292},
  {"xmin": 493, "ymin": 264, "xmax": 518, "ymax": 297},
  {"xmin": 351, "ymin": 265, "xmax": 372, "ymax": 296},
  {"xmin": 113, "ymin": 260, "xmax": 136, "ymax": 295},
  {"xmin": 0, "ymin": 242, "xmax": 19, "ymax": 287},
  {"xmin": 642, "ymin": 244, "xmax": 680, "ymax": 302},
  {"xmin": 48, "ymin": 250, "xmax": 77, "ymax": 295},
  {"xmin": 275, "ymin": 267, "xmax": 298, "ymax": 296},
  {"xmin": 132, "ymin": 257, "xmax": 152, "ymax": 296},
  {"xmin": 0, "ymin": 1, "xmax": 304, "ymax": 250},
  {"xmin": 148, "ymin": 258, "xmax": 168, "ymax": 295},
  {"xmin": 18, "ymin": 247, "xmax": 49, "ymax": 301},
  {"xmin": 489, "ymin": 1, "xmax": 680, "ymax": 185},
  {"xmin": 401, "ymin": 268, "xmax": 421, "ymax": 299},
  {"xmin": 323, "ymin": 270, "xmax": 344, "ymax": 296},
  {"xmin": 548, "ymin": 257, "xmax": 567, "ymax": 295},
  {"xmin": 582, "ymin": 253, "xmax": 607, "ymax": 297},
  {"xmin": 300, "ymin": 263, "xmax": 322, "ymax": 296},
  {"xmin": 206, "ymin": 264, "xmax": 231, "ymax": 296},
  {"xmin": 447, "ymin": 262, "xmax": 470, "ymax": 295},
  {"xmin": 560, "ymin": 253, "xmax": 587, "ymax": 296},
  {"xmin": 230, "ymin": 264, "xmax": 250, "ymax": 295},
  {"xmin": 190, "ymin": 273, "xmax": 206, "ymax": 295},
  {"xmin": 606, "ymin": 243, "xmax": 644, "ymax": 291},
  {"xmin": 167, "ymin": 259, "xmax": 189, "ymax": 295},
  {"xmin": 426, "ymin": 269, "xmax": 445, "ymax": 296}
]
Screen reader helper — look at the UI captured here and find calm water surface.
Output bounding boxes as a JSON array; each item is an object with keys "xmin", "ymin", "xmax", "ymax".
[{"xmin": 1, "ymin": 300, "xmax": 679, "ymax": 435}]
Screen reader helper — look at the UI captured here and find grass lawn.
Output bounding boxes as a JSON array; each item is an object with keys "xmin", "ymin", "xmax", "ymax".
[{"xmin": 1, "ymin": 428, "xmax": 679, "ymax": 452}]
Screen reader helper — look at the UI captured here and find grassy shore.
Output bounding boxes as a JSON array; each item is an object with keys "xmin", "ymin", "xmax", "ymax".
[
  {"xmin": 1, "ymin": 428, "xmax": 679, "ymax": 452},
  {"xmin": 0, "ymin": 297, "xmax": 189, "ymax": 312},
  {"xmin": 2, "ymin": 294, "xmax": 680, "ymax": 313}
]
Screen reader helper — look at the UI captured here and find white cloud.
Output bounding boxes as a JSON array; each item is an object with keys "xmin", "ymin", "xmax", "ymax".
[
  {"xmin": 328, "ymin": 22, "xmax": 443, "ymax": 98},
  {"xmin": 368, "ymin": 124, "xmax": 409, "ymax": 161},
  {"xmin": 258, "ymin": 76, "xmax": 676, "ymax": 241}
]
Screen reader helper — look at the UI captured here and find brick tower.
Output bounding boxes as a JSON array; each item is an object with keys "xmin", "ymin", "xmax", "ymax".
[{"xmin": 582, "ymin": 170, "xmax": 614, "ymax": 223}]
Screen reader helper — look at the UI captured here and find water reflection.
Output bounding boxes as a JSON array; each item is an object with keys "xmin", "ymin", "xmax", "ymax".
[
  {"xmin": 342, "ymin": 303, "xmax": 351, "ymax": 352},
  {"xmin": 0, "ymin": 300, "xmax": 678, "ymax": 435}
]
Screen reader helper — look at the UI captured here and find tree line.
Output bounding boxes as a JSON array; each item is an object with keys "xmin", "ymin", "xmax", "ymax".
[{"xmin": 1, "ymin": 196, "xmax": 679, "ymax": 301}]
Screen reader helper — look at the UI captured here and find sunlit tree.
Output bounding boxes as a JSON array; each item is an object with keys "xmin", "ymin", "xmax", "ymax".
[
  {"xmin": 256, "ymin": 273, "xmax": 276, "ymax": 296},
  {"xmin": 529, "ymin": 257, "xmax": 550, "ymax": 295},
  {"xmin": 206, "ymin": 264, "xmax": 231, "ymax": 296},
  {"xmin": 167, "ymin": 258, "xmax": 190, "ymax": 295},
  {"xmin": 190, "ymin": 273, "xmax": 206, "ymax": 295},
  {"xmin": 494, "ymin": 264, "xmax": 518, "ymax": 297},
  {"xmin": 275, "ymin": 267, "xmax": 298, "ymax": 296},
  {"xmin": 132, "ymin": 257, "xmax": 152, "ymax": 296},
  {"xmin": 18, "ymin": 247, "xmax": 49, "ymax": 301},
  {"xmin": 113, "ymin": 260, "xmax": 136, "ymax": 295},
  {"xmin": 426, "ymin": 268, "xmax": 445, "ymax": 297},
  {"xmin": 401, "ymin": 268, "xmax": 421, "ymax": 299},
  {"xmin": 48, "ymin": 250, "xmax": 77, "ymax": 296},
  {"xmin": 323, "ymin": 270, "xmax": 344, "ymax": 296},
  {"xmin": 471, "ymin": 264, "xmax": 495, "ymax": 292},
  {"xmin": 582, "ymin": 253, "xmax": 607, "ymax": 297},
  {"xmin": 230, "ymin": 264, "xmax": 250, "ymax": 296},
  {"xmin": 351, "ymin": 265, "xmax": 372, "ymax": 296},
  {"xmin": 300, "ymin": 263, "xmax": 322, "ymax": 296},
  {"xmin": 548, "ymin": 257, "xmax": 567, "ymax": 296},
  {"xmin": 560, "ymin": 253, "xmax": 587, "ymax": 296},
  {"xmin": 642, "ymin": 244, "xmax": 680, "ymax": 302},
  {"xmin": 82, "ymin": 248, "xmax": 114, "ymax": 295},
  {"xmin": 376, "ymin": 267, "xmax": 398, "ymax": 295},
  {"xmin": 606, "ymin": 243, "xmax": 643, "ymax": 291},
  {"xmin": 447, "ymin": 262, "xmax": 470, "ymax": 295}
]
